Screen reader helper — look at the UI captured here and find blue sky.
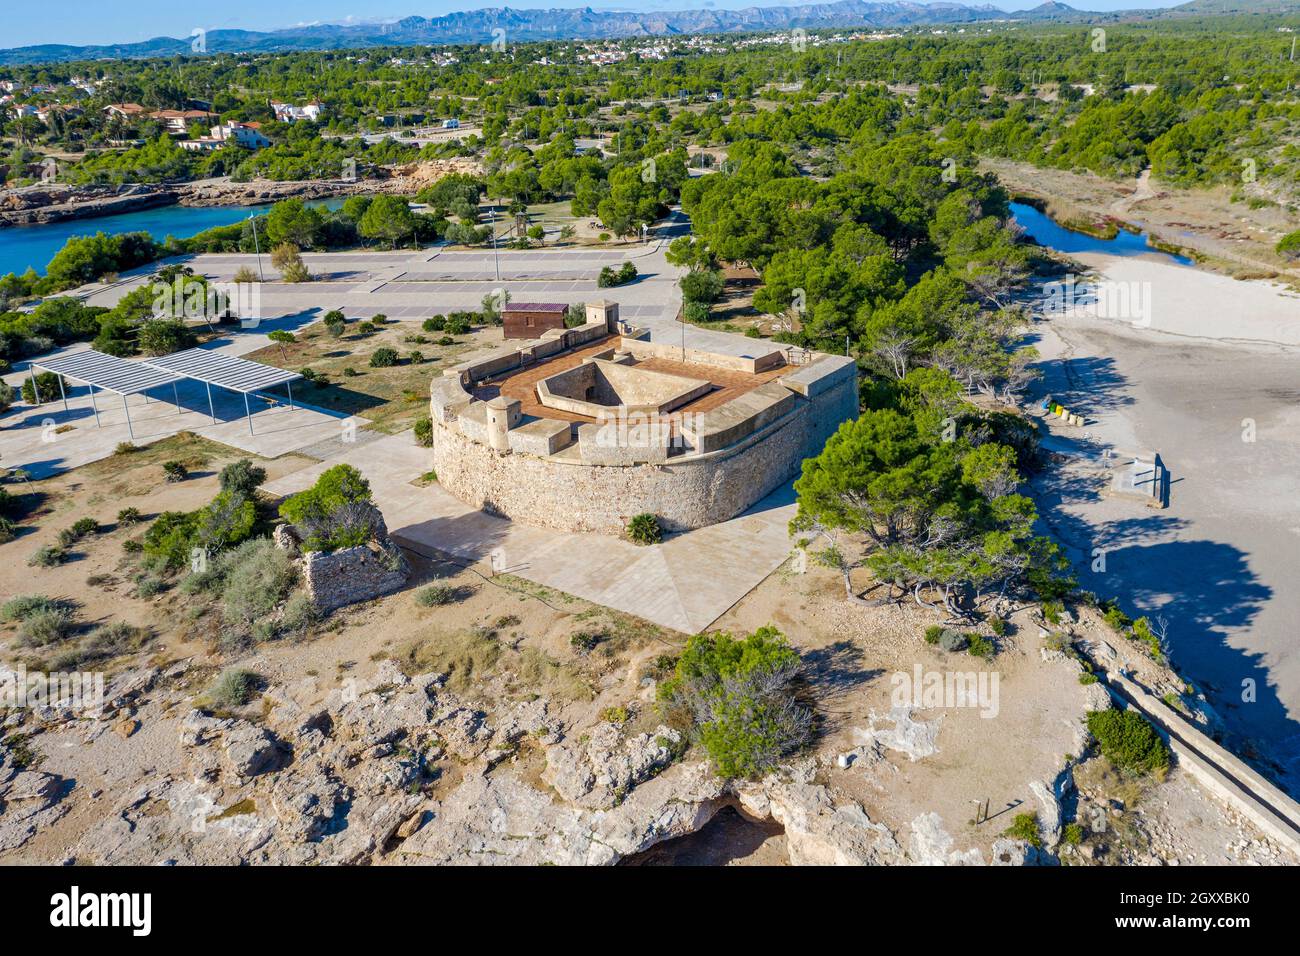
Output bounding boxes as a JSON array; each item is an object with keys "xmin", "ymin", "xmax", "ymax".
[{"xmin": 5, "ymin": 0, "xmax": 1188, "ymax": 50}]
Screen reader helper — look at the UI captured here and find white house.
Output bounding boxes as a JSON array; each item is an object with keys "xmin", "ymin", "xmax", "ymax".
[
  {"xmin": 181, "ymin": 121, "xmax": 270, "ymax": 151},
  {"xmin": 271, "ymin": 101, "xmax": 324, "ymax": 123},
  {"xmin": 213, "ymin": 122, "xmax": 270, "ymax": 148}
]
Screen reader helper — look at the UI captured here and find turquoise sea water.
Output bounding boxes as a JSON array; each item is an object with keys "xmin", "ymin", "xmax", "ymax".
[{"xmin": 0, "ymin": 199, "xmax": 343, "ymax": 277}]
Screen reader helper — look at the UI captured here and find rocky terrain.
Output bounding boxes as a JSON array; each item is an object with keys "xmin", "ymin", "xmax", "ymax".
[
  {"xmin": 0, "ymin": 659, "xmax": 915, "ymax": 865},
  {"xmin": 0, "ymin": 160, "xmax": 487, "ymax": 227},
  {"xmin": 4, "ymin": 611, "xmax": 1290, "ymax": 866},
  {"xmin": 0, "ymin": 183, "xmax": 178, "ymax": 226}
]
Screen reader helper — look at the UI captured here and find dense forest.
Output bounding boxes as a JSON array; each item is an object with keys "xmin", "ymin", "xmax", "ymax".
[{"xmin": 2, "ymin": 19, "xmax": 1298, "ymax": 196}]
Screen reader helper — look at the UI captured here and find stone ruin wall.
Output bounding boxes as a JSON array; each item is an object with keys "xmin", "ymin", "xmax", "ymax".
[
  {"xmin": 273, "ymin": 522, "xmax": 410, "ymax": 613},
  {"xmin": 428, "ymin": 362, "xmax": 858, "ymax": 535}
]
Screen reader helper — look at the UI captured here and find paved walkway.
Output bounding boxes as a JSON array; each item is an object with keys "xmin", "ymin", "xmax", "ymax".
[
  {"xmin": 0, "ymin": 376, "xmax": 360, "ymax": 478},
  {"xmin": 262, "ymin": 431, "xmax": 797, "ymax": 634}
]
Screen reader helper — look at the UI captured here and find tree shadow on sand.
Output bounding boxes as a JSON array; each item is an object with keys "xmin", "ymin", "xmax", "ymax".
[{"xmin": 1037, "ymin": 489, "xmax": 1293, "ymax": 785}]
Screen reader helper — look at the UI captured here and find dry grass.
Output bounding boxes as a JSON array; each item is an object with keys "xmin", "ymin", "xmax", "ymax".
[{"xmin": 244, "ymin": 317, "xmax": 491, "ymax": 433}]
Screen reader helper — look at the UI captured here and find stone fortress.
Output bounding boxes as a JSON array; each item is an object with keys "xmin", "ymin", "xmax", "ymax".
[{"xmin": 428, "ymin": 300, "xmax": 858, "ymax": 535}]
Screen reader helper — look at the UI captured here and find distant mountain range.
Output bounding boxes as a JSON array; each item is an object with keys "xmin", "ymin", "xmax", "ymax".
[{"xmin": 1, "ymin": 0, "xmax": 1297, "ymax": 66}]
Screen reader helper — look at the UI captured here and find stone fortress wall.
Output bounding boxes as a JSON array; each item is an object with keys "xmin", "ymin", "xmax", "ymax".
[{"xmin": 427, "ymin": 301, "xmax": 858, "ymax": 535}]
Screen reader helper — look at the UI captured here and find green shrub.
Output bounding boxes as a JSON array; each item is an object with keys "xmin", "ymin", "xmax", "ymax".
[
  {"xmin": 74, "ymin": 621, "xmax": 148, "ymax": 663},
  {"xmin": 1062, "ymin": 822, "xmax": 1085, "ymax": 845},
  {"xmin": 19, "ymin": 606, "xmax": 75, "ymax": 647},
  {"xmin": 1130, "ymin": 616, "xmax": 1163, "ymax": 658},
  {"xmin": 218, "ymin": 459, "xmax": 267, "ymax": 497},
  {"xmin": 279, "ymin": 592, "xmax": 319, "ymax": 634},
  {"xmin": 71, "ymin": 517, "xmax": 99, "ymax": 536},
  {"xmin": 141, "ymin": 510, "xmax": 202, "ymax": 570},
  {"xmin": 206, "ymin": 668, "xmax": 262, "ymax": 709},
  {"xmin": 413, "ymin": 416, "xmax": 433, "ymax": 448},
  {"xmin": 1004, "ymin": 812, "xmax": 1042, "ymax": 848},
  {"xmin": 988, "ymin": 616, "xmax": 1008, "ymax": 637},
  {"xmin": 626, "ymin": 513, "xmax": 662, "ymax": 545},
  {"xmin": 569, "ymin": 631, "xmax": 600, "ymax": 653},
  {"xmin": 923, "ymin": 624, "xmax": 944, "ymax": 645},
  {"xmin": 323, "ymin": 310, "xmax": 346, "ymax": 337},
  {"xmin": 415, "ymin": 585, "xmax": 462, "ymax": 607},
  {"xmin": 21, "ymin": 372, "xmax": 63, "ymax": 404},
  {"xmin": 597, "ymin": 261, "xmax": 638, "ymax": 288},
  {"xmin": 1041, "ymin": 600, "xmax": 1064, "ymax": 625},
  {"xmin": 1276, "ymin": 229, "xmax": 1300, "ymax": 260},
  {"xmin": 134, "ymin": 573, "xmax": 166, "ymax": 598},
  {"xmin": 1099, "ymin": 598, "xmax": 1131, "ymax": 632},
  {"xmin": 28, "ymin": 545, "xmax": 67, "ymax": 568},
  {"xmin": 162, "ymin": 461, "xmax": 188, "ymax": 482},
  {"xmin": 369, "ymin": 347, "xmax": 399, "ymax": 368},
  {"xmin": 137, "ymin": 318, "xmax": 197, "ymax": 356},
  {"xmin": 967, "ymin": 634, "xmax": 996, "ymax": 659},
  {"xmin": 2, "ymin": 595, "xmax": 70, "ymax": 622},
  {"xmin": 600, "ymin": 705, "xmax": 630, "ymax": 724},
  {"xmin": 444, "ymin": 314, "xmax": 472, "ymax": 335},
  {"xmin": 679, "ymin": 267, "xmax": 724, "ymax": 303},
  {"xmin": 658, "ymin": 626, "xmax": 812, "ymax": 779},
  {"xmin": 114, "ymin": 442, "xmax": 137, "ymax": 455},
  {"xmin": 407, "ymin": 350, "xmax": 426, "ymax": 365},
  {"xmin": 217, "ymin": 538, "xmax": 300, "ymax": 634},
  {"xmin": 422, "ymin": 315, "xmax": 447, "ymax": 332},
  {"xmin": 279, "ymin": 464, "xmax": 375, "ymax": 552},
  {"xmin": 1086, "ymin": 709, "xmax": 1170, "ymax": 775},
  {"xmin": 117, "ymin": 507, "xmax": 143, "ymax": 525},
  {"xmin": 1079, "ymin": 672, "xmax": 1099, "ymax": 685},
  {"xmin": 683, "ymin": 301, "xmax": 711, "ymax": 324}
]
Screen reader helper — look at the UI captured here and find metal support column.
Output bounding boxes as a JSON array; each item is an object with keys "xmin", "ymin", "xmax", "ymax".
[
  {"xmin": 57, "ymin": 374, "xmax": 68, "ymax": 412},
  {"xmin": 89, "ymin": 385, "xmax": 100, "ymax": 427},
  {"xmin": 206, "ymin": 381, "xmax": 216, "ymax": 424},
  {"xmin": 286, "ymin": 381, "xmax": 294, "ymax": 410},
  {"xmin": 122, "ymin": 394, "xmax": 135, "ymax": 441},
  {"xmin": 244, "ymin": 392, "xmax": 253, "ymax": 435},
  {"xmin": 173, "ymin": 382, "xmax": 181, "ymax": 415}
]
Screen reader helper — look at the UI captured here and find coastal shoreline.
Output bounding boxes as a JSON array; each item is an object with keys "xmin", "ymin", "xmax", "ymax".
[{"xmin": 0, "ymin": 178, "xmax": 368, "ymax": 229}]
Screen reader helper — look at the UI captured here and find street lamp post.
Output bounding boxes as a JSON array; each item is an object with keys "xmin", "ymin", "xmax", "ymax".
[
  {"xmin": 491, "ymin": 200, "xmax": 501, "ymax": 282},
  {"xmin": 248, "ymin": 213, "xmax": 265, "ymax": 282}
]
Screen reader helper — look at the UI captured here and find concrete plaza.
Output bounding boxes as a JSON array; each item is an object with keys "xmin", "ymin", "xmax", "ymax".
[{"xmin": 263, "ymin": 431, "xmax": 799, "ymax": 634}]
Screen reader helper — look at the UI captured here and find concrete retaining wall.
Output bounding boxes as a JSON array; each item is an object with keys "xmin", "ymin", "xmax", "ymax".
[{"xmin": 1107, "ymin": 672, "xmax": 1300, "ymax": 857}]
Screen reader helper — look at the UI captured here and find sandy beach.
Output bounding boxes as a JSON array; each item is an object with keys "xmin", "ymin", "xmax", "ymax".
[{"xmin": 1030, "ymin": 253, "xmax": 1300, "ymax": 788}]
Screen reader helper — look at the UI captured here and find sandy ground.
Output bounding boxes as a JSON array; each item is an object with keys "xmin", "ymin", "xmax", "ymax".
[
  {"xmin": 713, "ymin": 562, "xmax": 1090, "ymax": 863},
  {"xmin": 1067, "ymin": 251, "xmax": 1300, "ymax": 347},
  {"xmin": 1028, "ymin": 254, "xmax": 1300, "ymax": 788}
]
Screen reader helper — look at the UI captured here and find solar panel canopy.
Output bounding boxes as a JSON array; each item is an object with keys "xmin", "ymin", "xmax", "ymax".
[
  {"xmin": 32, "ymin": 350, "xmax": 184, "ymax": 396},
  {"xmin": 142, "ymin": 348, "xmax": 301, "ymax": 393}
]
